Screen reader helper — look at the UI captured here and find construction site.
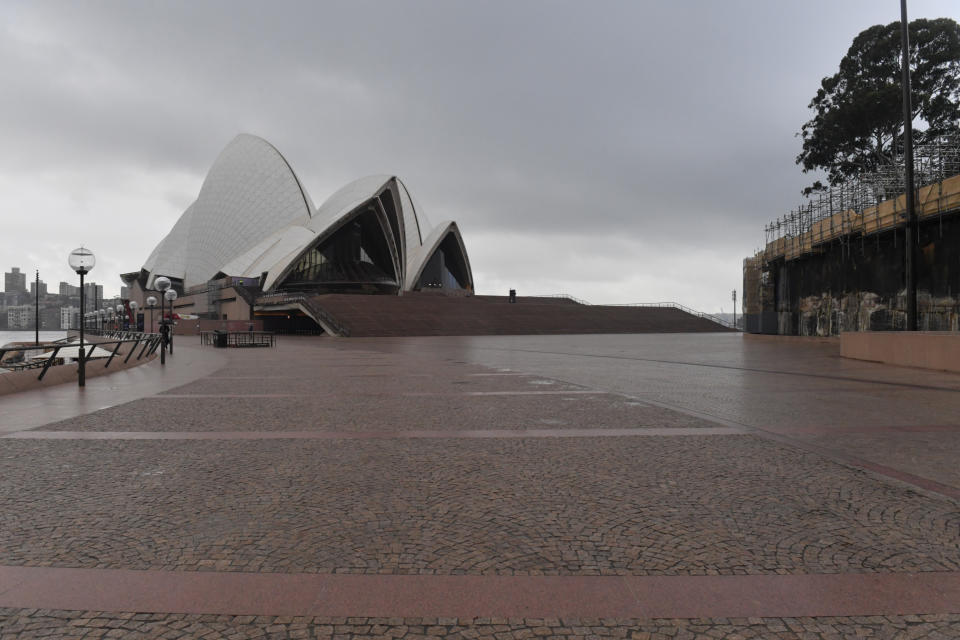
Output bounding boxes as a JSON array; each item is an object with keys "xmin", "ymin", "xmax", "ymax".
[{"xmin": 743, "ymin": 139, "xmax": 960, "ymax": 335}]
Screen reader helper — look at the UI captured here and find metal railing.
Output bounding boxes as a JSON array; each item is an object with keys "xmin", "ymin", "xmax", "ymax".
[
  {"xmin": 84, "ymin": 328, "xmax": 148, "ymax": 341},
  {"xmin": 257, "ymin": 291, "xmax": 351, "ymax": 336},
  {"xmin": 518, "ymin": 295, "xmax": 732, "ymax": 327},
  {"xmin": 200, "ymin": 331, "xmax": 276, "ymax": 347},
  {"xmin": 0, "ymin": 333, "xmax": 163, "ymax": 381},
  {"xmin": 608, "ymin": 302, "xmax": 735, "ymax": 329},
  {"xmin": 527, "ymin": 294, "xmax": 592, "ymax": 305}
]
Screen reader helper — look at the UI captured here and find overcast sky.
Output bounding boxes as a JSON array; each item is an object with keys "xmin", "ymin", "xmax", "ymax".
[{"xmin": 1, "ymin": 0, "xmax": 955, "ymax": 312}]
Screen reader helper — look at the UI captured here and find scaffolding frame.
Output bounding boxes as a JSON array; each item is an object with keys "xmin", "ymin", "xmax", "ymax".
[{"xmin": 762, "ymin": 137, "xmax": 960, "ymax": 261}]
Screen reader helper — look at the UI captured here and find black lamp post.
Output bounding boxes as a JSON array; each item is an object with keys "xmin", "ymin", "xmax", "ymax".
[
  {"xmin": 35, "ymin": 270, "xmax": 39, "ymax": 346},
  {"xmin": 155, "ymin": 277, "xmax": 171, "ymax": 365},
  {"xmin": 130, "ymin": 300, "xmax": 139, "ymax": 332},
  {"xmin": 68, "ymin": 247, "xmax": 95, "ymax": 388},
  {"xmin": 731, "ymin": 289, "xmax": 737, "ymax": 330},
  {"xmin": 147, "ymin": 296, "xmax": 157, "ymax": 333},
  {"xmin": 164, "ymin": 289, "xmax": 178, "ymax": 354},
  {"xmin": 900, "ymin": 0, "xmax": 918, "ymax": 331}
]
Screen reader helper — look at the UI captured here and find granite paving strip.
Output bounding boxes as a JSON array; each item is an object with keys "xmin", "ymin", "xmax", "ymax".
[
  {"xmin": 35, "ymin": 394, "xmax": 724, "ymax": 432},
  {"xmin": 2, "ymin": 567, "xmax": 960, "ymax": 618},
  {"xmin": 760, "ymin": 430, "xmax": 960, "ymax": 502},
  {"xmin": 602, "ymin": 391, "xmax": 960, "ymax": 503},
  {"xmin": 1, "ymin": 436, "xmax": 959, "ymax": 576},
  {"xmin": 3, "ymin": 610, "xmax": 959, "ymax": 640},
  {"xmin": 3, "ymin": 427, "xmax": 748, "ymax": 440},
  {"xmin": 157, "ymin": 374, "xmax": 589, "ymax": 396},
  {"xmin": 776, "ymin": 424, "xmax": 960, "ymax": 435},
  {"xmin": 790, "ymin": 431, "xmax": 960, "ymax": 491}
]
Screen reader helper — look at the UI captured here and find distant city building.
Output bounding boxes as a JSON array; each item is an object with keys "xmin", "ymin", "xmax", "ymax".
[
  {"xmin": 83, "ymin": 282, "xmax": 103, "ymax": 310},
  {"xmin": 30, "ymin": 279, "xmax": 47, "ymax": 297},
  {"xmin": 59, "ymin": 281, "xmax": 80, "ymax": 297},
  {"xmin": 7, "ymin": 305, "xmax": 32, "ymax": 329},
  {"xmin": 60, "ymin": 306, "xmax": 79, "ymax": 330},
  {"xmin": 4, "ymin": 267, "xmax": 26, "ymax": 293},
  {"xmin": 40, "ymin": 306, "xmax": 59, "ymax": 330}
]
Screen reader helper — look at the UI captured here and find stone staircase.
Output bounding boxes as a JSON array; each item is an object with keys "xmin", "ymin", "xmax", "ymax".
[{"xmin": 300, "ymin": 293, "xmax": 733, "ymax": 337}]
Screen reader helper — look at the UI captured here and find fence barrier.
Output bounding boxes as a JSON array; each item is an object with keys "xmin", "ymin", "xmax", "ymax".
[
  {"xmin": 199, "ymin": 331, "xmax": 276, "ymax": 348},
  {"xmin": 0, "ymin": 332, "xmax": 162, "ymax": 381}
]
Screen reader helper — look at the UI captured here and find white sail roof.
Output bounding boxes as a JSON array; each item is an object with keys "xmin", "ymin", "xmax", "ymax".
[{"xmin": 141, "ymin": 135, "xmax": 471, "ymax": 294}]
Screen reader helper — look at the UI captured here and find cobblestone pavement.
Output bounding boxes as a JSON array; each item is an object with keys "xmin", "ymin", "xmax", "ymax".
[
  {"xmin": 1, "ymin": 435, "xmax": 958, "ymax": 574},
  {"xmin": 353, "ymin": 335, "xmax": 960, "ymax": 490},
  {"xmin": 39, "ymin": 395, "xmax": 722, "ymax": 432},
  {"xmin": 5, "ymin": 336, "xmax": 960, "ymax": 638},
  {"xmin": 2, "ymin": 609, "xmax": 960, "ymax": 639}
]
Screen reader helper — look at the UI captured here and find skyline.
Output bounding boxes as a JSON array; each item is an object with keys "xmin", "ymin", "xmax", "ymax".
[{"xmin": 1, "ymin": 0, "xmax": 956, "ymax": 313}]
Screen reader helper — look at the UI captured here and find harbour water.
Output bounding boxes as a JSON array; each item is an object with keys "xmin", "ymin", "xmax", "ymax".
[{"xmin": 0, "ymin": 331, "xmax": 68, "ymax": 348}]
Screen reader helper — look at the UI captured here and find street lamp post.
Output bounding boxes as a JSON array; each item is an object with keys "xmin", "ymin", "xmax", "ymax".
[
  {"xmin": 900, "ymin": 0, "xmax": 918, "ymax": 331},
  {"xmin": 130, "ymin": 301, "xmax": 139, "ymax": 332},
  {"xmin": 164, "ymin": 289, "xmax": 178, "ymax": 354},
  {"xmin": 68, "ymin": 247, "xmax": 95, "ymax": 388},
  {"xmin": 731, "ymin": 289, "xmax": 737, "ymax": 330},
  {"xmin": 146, "ymin": 296, "xmax": 157, "ymax": 333},
  {"xmin": 116, "ymin": 304, "xmax": 124, "ymax": 331},
  {"xmin": 35, "ymin": 270, "xmax": 39, "ymax": 346},
  {"xmin": 154, "ymin": 277, "xmax": 171, "ymax": 365}
]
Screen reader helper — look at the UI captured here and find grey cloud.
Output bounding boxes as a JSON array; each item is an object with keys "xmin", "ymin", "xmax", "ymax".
[{"xmin": 1, "ymin": 0, "xmax": 955, "ymax": 311}]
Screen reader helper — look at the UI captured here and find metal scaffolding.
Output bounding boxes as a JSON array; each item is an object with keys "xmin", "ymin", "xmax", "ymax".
[{"xmin": 763, "ymin": 137, "xmax": 960, "ymax": 252}]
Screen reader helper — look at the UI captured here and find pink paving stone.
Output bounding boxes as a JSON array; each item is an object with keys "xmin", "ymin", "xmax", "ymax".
[{"xmin": 2, "ymin": 567, "xmax": 960, "ymax": 618}]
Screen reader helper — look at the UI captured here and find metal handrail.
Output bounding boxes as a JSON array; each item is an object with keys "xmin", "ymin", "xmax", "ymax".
[
  {"xmin": 606, "ymin": 302, "xmax": 734, "ymax": 328},
  {"xmin": 502, "ymin": 295, "xmax": 734, "ymax": 328},
  {"xmin": 526, "ymin": 294, "xmax": 592, "ymax": 305},
  {"xmin": 257, "ymin": 291, "xmax": 351, "ymax": 337},
  {"xmin": 0, "ymin": 333, "xmax": 162, "ymax": 380},
  {"xmin": 200, "ymin": 331, "xmax": 276, "ymax": 347}
]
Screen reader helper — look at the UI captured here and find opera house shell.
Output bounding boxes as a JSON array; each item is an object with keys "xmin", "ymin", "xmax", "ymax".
[{"xmin": 139, "ymin": 134, "xmax": 473, "ymax": 297}]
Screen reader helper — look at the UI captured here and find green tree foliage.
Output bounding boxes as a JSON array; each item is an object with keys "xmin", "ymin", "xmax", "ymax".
[{"xmin": 796, "ymin": 18, "xmax": 960, "ymax": 194}]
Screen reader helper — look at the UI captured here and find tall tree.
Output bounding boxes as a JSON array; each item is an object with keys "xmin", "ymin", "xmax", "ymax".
[{"xmin": 796, "ymin": 18, "xmax": 960, "ymax": 193}]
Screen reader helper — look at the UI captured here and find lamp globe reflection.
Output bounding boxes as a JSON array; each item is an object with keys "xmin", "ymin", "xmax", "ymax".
[
  {"xmin": 146, "ymin": 296, "xmax": 157, "ymax": 334},
  {"xmin": 68, "ymin": 247, "xmax": 95, "ymax": 275}
]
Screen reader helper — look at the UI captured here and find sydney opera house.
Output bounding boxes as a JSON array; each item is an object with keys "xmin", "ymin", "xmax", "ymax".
[
  {"xmin": 123, "ymin": 134, "xmax": 730, "ymax": 336},
  {"xmin": 123, "ymin": 134, "xmax": 473, "ymax": 333}
]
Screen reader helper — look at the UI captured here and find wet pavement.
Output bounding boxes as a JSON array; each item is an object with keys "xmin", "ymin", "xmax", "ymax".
[{"xmin": 1, "ymin": 332, "xmax": 960, "ymax": 638}]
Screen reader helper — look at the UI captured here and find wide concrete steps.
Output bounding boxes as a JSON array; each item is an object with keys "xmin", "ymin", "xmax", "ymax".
[{"xmin": 306, "ymin": 294, "xmax": 732, "ymax": 337}]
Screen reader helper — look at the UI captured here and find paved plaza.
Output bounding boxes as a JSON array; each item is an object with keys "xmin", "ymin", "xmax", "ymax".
[{"xmin": 2, "ymin": 333, "xmax": 960, "ymax": 638}]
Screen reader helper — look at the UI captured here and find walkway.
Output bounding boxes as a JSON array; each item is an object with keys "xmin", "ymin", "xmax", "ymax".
[{"xmin": 1, "ymin": 333, "xmax": 960, "ymax": 638}]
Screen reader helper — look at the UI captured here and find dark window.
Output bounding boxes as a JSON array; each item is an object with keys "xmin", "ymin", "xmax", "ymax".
[
  {"xmin": 282, "ymin": 208, "xmax": 399, "ymax": 293},
  {"xmin": 415, "ymin": 233, "xmax": 470, "ymax": 290}
]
